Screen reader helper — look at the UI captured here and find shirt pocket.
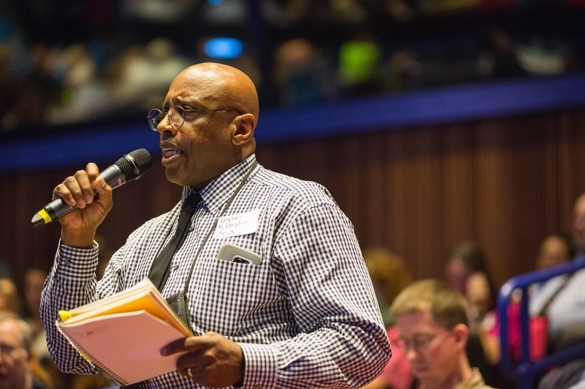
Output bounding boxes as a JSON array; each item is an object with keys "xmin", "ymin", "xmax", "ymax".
[{"xmin": 190, "ymin": 256, "xmax": 279, "ymax": 337}]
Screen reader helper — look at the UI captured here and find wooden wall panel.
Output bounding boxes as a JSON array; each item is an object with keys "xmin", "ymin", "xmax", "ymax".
[
  {"xmin": 442, "ymin": 124, "xmax": 476, "ymax": 253},
  {"xmin": 2, "ymin": 107, "xmax": 585, "ymax": 294}
]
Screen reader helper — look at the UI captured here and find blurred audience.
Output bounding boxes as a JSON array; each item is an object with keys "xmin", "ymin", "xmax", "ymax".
[
  {"xmin": 443, "ymin": 241, "xmax": 513, "ymax": 388},
  {"xmin": 572, "ymin": 192, "xmax": 585, "ymax": 256},
  {"xmin": 530, "ymin": 194, "xmax": 585, "ymax": 389},
  {"xmin": 109, "ymin": 38, "xmax": 190, "ymax": 114},
  {"xmin": 273, "ymin": 38, "xmax": 339, "ymax": 106},
  {"xmin": 534, "ymin": 233, "xmax": 573, "ymax": 271},
  {"xmin": 23, "ymin": 267, "xmax": 54, "ymax": 371},
  {"xmin": 43, "ymin": 44, "xmax": 110, "ymax": 126},
  {"xmin": 0, "ymin": 278, "xmax": 21, "ymax": 314},
  {"xmin": 363, "ymin": 247, "xmax": 413, "ymax": 327},
  {"xmin": 21, "ymin": 267, "xmax": 71, "ymax": 389},
  {"xmin": 492, "ymin": 233, "xmax": 574, "ymax": 366},
  {"xmin": 476, "ymin": 26, "xmax": 526, "ymax": 79},
  {"xmin": 444, "ymin": 241, "xmax": 496, "ymax": 327},
  {"xmin": 361, "ymin": 247, "xmax": 414, "ymax": 389},
  {"xmin": 0, "ymin": 1, "xmax": 583, "ymax": 133},
  {"xmin": 1, "ymin": 265, "xmax": 116, "ymax": 389},
  {"xmin": 337, "ymin": 27, "xmax": 384, "ymax": 98},
  {"xmin": 529, "ymin": 194, "xmax": 585, "ymax": 353},
  {"xmin": 384, "ymin": 50, "xmax": 424, "ymax": 93}
]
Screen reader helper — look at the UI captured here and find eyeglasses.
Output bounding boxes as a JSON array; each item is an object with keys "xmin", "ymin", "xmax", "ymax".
[
  {"xmin": 0, "ymin": 342, "xmax": 23, "ymax": 358},
  {"xmin": 398, "ymin": 330, "xmax": 450, "ymax": 352},
  {"xmin": 147, "ymin": 105, "xmax": 243, "ymax": 132}
]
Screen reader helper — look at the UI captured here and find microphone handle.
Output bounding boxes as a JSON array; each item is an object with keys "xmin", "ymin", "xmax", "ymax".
[{"xmin": 37, "ymin": 164, "xmax": 126, "ymax": 225}]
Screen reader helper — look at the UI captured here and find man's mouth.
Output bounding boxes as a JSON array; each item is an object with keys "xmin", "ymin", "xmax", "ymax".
[{"xmin": 163, "ymin": 149, "xmax": 182, "ymax": 158}]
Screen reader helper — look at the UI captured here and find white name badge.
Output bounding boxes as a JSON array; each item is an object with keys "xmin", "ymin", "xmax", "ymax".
[{"xmin": 214, "ymin": 209, "xmax": 260, "ymax": 239}]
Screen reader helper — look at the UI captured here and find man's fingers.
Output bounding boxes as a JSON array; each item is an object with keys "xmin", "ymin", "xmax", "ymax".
[
  {"xmin": 73, "ymin": 169, "xmax": 94, "ymax": 206},
  {"xmin": 161, "ymin": 336, "xmax": 204, "ymax": 356}
]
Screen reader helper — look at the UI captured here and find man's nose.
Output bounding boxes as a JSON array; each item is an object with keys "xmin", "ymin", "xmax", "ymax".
[{"xmin": 158, "ymin": 114, "xmax": 176, "ymax": 134}]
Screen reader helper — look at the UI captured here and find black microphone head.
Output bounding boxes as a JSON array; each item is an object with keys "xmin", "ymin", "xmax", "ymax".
[{"xmin": 115, "ymin": 149, "xmax": 153, "ymax": 181}]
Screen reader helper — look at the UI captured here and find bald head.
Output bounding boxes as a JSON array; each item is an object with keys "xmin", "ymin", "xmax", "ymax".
[
  {"xmin": 158, "ymin": 62, "xmax": 259, "ymax": 188},
  {"xmin": 177, "ymin": 62, "xmax": 259, "ymax": 124}
]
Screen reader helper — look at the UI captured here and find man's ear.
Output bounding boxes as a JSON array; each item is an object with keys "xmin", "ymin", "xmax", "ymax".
[
  {"xmin": 23, "ymin": 347, "xmax": 34, "ymax": 369},
  {"xmin": 232, "ymin": 114, "xmax": 256, "ymax": 146},
  {"xmin": 452, "ymin": 323, "xmax": 470, "ymax": 350}
]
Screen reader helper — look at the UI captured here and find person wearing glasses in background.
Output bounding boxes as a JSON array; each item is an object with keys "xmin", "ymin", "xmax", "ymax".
[
  {"xmin": 40, "ymin": 62, "xmax": 390, "ymax": 389},
  {"xmin": 390, "ymin": 279, "xmax": 498, "ymax": 389},
  {"xmin": 0, "ymin": 312, "xmax": 49, "ymax": 389}
]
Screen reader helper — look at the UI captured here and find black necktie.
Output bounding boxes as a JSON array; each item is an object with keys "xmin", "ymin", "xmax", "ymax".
[{"xmin": 148, "ymin": 192, "xmax": 202, "ymax": 290}]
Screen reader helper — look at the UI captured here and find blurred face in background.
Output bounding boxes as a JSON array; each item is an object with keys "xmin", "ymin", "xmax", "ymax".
[
  {"xmin": 536, "ymin": 235, "xmax": 571, "ymax": 270},
  {"xmin": 444, "ymin": 258, "xmax": 469, "ymax": 296},
  {"xmin": 0, "ymin": 280, "xmax": 19, "ymax": 313},
  {"xmin": 0, "ymin": 318, "xmax": 32, "ymax": 389},
  {"xmin": 395, "ymin": 309, "xmax": 465, "ymax": 389}
]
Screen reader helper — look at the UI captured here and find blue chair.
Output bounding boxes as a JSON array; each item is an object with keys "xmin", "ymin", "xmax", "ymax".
[{"xmin": 498, "ymin": 256, "xmax": 585, "ymax": 389}]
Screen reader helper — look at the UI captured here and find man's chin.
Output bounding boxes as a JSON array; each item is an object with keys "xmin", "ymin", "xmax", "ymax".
[{"xmin": 164, "ymin": 169, "xmax": 186, "ymax": 186}]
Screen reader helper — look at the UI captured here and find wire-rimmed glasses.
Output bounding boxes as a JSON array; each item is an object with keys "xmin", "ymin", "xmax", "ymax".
[
  {"xmin": 147, "ymin": 105, "xmax": 242, "ymax": 132},
  {"xmin": 398, "ymin": 330, "xmax": 451, "ymax": 352}
]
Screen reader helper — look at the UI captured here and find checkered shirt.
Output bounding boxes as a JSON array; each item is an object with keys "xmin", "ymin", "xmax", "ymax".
[{"xmin": 41, "ymin": 154, "xmax": 391, "ymax": 388}]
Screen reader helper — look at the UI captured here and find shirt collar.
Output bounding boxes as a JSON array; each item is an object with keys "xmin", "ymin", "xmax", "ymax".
[{"xmin": 181, "ymin": 154, "xmax": 257, "ymax": 214}]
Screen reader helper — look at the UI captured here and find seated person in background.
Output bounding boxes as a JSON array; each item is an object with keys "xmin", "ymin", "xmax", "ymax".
[
  {"xmin": 444, "ymin": 241, "xmax": 496, "ymax": 328},
  {"xmin": 389, "ymin": 279, "xmax": 498, "ymax": 389},
  {"xmin": 534, "ymin": 194, "xmax": 585, "ymax": 389},
  {"xmin": 530, "ymin": 194, "xmax": 585, "ymax": 352},
  {"xmin": 363, "ymin": 247, "xmax": 413, "ymax": 328},
  {"xmin": 361, "ymin": 247, "xmax": 414, "ymax": 389},
  {"xmin": 0, "ymin": 311, "xmax": 52, "ymax": 389},
  {"xmin": 530, "ymin": 257, "xmax": 585, "ymax": 352},
  {"xmin": 534, "ymin": 233, "xmax": 573, "ymax": 272},
  {"xmin": 23, "ymin": 267, "xmax": 50, "ymax": 363},
  {"xmin": 443, "ymin": 241, "xmax": 513, "ymax": 389},
  {"xmin": 0, "ymin": 278, "xmax": 21, "ymax": 314},
  {"xmin": 23, "ymin": 267, "xmax": 78, "ymax": 389}
]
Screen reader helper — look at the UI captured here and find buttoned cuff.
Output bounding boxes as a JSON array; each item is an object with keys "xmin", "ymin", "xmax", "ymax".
[
  {"xmin": 238, "ymin": 342, "xmax": 278, "ymax": 389},
  {"xmin": 56, "ymin": 240, "xmax": 100, "ymax": 282}
]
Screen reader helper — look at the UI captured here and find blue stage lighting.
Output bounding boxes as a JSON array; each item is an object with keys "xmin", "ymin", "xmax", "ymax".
[{"xmin": 204, "ymin": 37, "xmax": 243, "ymax": 59}]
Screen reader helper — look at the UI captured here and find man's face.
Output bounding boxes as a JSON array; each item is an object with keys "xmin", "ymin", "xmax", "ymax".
[
  {"xmin": 157, "ymin": 69, "xmax": 240, "ymax": 189},
  {"xmin": 395, "ymin": 310, "xmax": 459, "ymax": 389},
  {"xmin": 0, "ymin": 320, "xmax": 31, "ymax": 389}
]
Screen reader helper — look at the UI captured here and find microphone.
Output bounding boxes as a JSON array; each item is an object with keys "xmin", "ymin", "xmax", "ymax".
[{"xmin": 31, "ymin": 148, "xmax": 154, "ymax": 228}]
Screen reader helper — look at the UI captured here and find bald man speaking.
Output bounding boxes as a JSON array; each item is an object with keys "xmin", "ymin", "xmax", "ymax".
[{"xmin": 40, "ymin": 63, "xmax": 390, "ymax": 389}]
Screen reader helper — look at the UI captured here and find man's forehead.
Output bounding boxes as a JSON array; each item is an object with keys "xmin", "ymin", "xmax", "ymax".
[
  {"xmin": 166, "ymin": 74, "xmax": 221, "ymax": 104},
  {"xmin": 396, "ymin": 310, "xmax": 439, "ymax": 330},
  {"xmin": 0, "ymin": 320, "xmax": 21, "ymax": 342}
]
